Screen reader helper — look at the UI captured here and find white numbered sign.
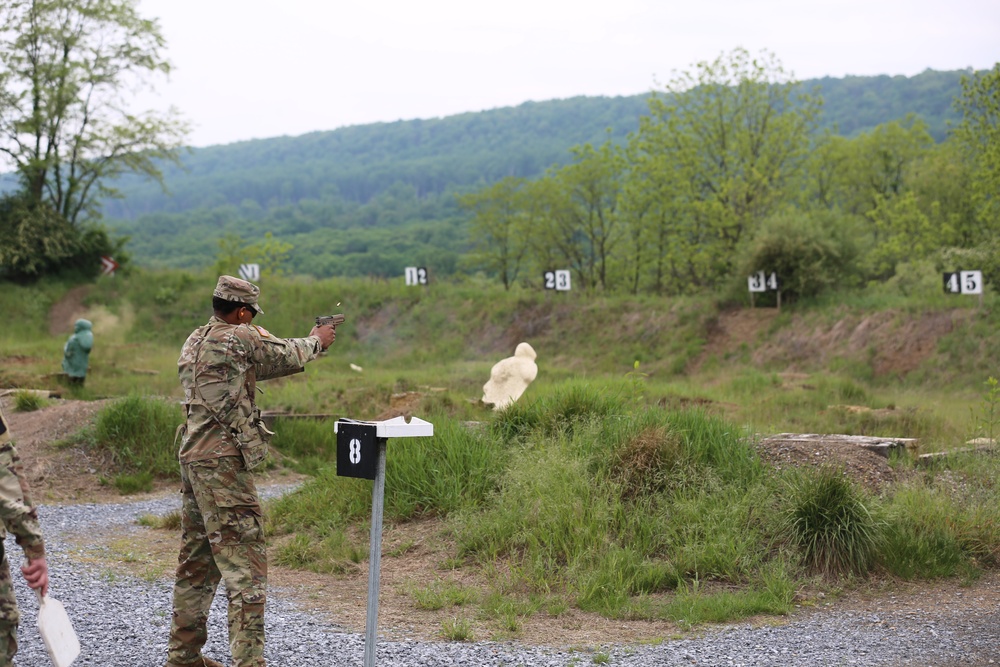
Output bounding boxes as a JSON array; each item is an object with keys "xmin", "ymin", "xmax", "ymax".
[
  {"xmin": 239, "ymin": 263, "xmax": 260, "ymax": 282},
  {"xmin": 943, "ymin": 270, "xmax": 983, "ymax": 295},
  {"xmin": 961, "ymin": 270, "xmax": 983, "ymax": 295},
  {"xmin": 748, "ymin": 271, "xmax": 778, "ymax": 293},
  {"xmin": 405, "ymin": 266, "xmax": 428, "ymax": 286},
  {"xmin": 544, "ymin": 270, "xmax": 571, "ymax": 291}
]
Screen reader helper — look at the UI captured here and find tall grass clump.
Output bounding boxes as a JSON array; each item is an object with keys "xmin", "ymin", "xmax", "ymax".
[
  {"xmin": 92, "ymin": 394, "xmax": 183, "ymax": 478},
  {"xmin": 658, "ymin": 479, "xmax": 775, "ymax": 582},
  {"xmin": 268, "ymin": 415, "xmax": 510, "ymax": 538},
  {"xmin": 781, "ymin": 467, "xmax": 883, "ymax": 577},
  {"xmin": 455, "ymin": 431, "xmax": 617, "ymax": 569},
  {"xmin": 880, "ymin": 485, "xmax": 968, "ymax": 578},
  {"xmin": 881, "ymin": 455, "xmax": 1000, "ymax": 578},
  {"xmin": 13, "ymin": 390, "xmax": 45, "ymax": 412},
  {"xmin": 662, "ymin": 409, "xmax": 762, "ymax": 484},
  {"xmin": 458, "ymin": 405, "xmax": 775, "ymax": 618},
  {"xmin": 384, "ymin": 419, "xmax": 509, "ymax": 518},
  {"xmin": 267, "ymin": 465, "xmax": 369, "ymax": 540}
]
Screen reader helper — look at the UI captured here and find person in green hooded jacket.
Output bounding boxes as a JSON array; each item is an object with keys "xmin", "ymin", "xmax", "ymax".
[{"xmin": 62, "ymin": 319, "xmax": 93, "ymax": 385}]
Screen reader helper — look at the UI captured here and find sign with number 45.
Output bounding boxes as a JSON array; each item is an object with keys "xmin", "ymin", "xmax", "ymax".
[{"xmin": 943, "ymin": 270, "xmax": 983, "ymax": 295}]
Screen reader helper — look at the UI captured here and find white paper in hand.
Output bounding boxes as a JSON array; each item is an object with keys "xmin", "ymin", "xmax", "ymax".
[{"xmin": 37, "ymin": 592, "xmax": 81, "ymax": 667}]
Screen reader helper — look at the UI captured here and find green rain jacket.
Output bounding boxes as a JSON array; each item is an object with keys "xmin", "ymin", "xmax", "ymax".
[{"xmin": 62, "ymin": 319, "xmax": 93, "ymax": 378}]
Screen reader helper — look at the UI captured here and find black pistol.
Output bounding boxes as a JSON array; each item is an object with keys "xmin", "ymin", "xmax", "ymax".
[{"xmin": 315, "ymin": 314, "xmax": 346, "ymax": 328}]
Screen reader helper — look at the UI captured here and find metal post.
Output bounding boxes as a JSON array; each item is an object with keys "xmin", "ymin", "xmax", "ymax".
[{"xmin": 363, "ymin": 438, "xmax": 387, "ymax": 667}]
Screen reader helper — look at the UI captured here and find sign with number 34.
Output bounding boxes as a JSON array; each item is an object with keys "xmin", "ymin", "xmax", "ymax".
[{"xmin": 748, "ymin": 271, "xmax": 779, "ymax": 293}]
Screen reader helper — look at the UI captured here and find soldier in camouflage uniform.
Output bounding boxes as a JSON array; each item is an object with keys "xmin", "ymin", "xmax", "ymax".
[
  {"xmin": 167, "ymin": 276, "xmax": 336, "ymax": 667},
  {"xmin": 0, "ymin": 403, "xmax": 50, "ymax": 667}
]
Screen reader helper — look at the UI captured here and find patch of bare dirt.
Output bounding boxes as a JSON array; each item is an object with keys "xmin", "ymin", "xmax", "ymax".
[
  {"xmin": 751, "ymin": 309, "xmax": 969, "ymax": 377},
  {"xmin": 688, "ymin": 308, "xmax": 780, "ymax": 373},
  {"xmin": 48, "ymin": 284, "xmax": 91, "ymax": 336},
  {"xmin": 689, "ymin": 307, "xmax": 972, "ymax": 380}
]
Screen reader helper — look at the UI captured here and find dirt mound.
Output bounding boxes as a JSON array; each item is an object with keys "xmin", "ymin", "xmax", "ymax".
[
  {"xmin": 753, "ymin": 436, "xmax": 906, "ymax": 493},
  {"xmin": 0, "ymin": 396, "xmax": 172, "ymax": 504},
  {"xmin": 693, "ymin": 307, "xmax": 970, "ymax": 378}
]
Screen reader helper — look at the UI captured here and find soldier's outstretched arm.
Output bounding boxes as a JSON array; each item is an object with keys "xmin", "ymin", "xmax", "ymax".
[{"xmin": 244, "ymin": 325, "xmax": 330, "ymax": 381}]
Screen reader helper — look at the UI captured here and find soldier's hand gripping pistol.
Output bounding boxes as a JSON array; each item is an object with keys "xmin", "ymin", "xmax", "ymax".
[
  {"xmin": 313, "ymin": 313, "xmax": 344, "ymax": 353},
  {"xmin": 315, "ymin": 314, "xmax": 346, "ymax": 329}
]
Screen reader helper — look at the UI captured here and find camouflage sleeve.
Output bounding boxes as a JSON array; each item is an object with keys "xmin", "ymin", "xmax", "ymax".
[
  {"xmin": 0, "ymin": 406, "xmax": 45, "ymax": 559},
  {"xmin": 241, "ymin": 326, "xmax": 323, "ymax": 381}
]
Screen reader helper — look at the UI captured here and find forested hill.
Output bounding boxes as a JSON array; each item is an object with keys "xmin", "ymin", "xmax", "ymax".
[
  {"xmin": 105, "ymin": 95, "xmax": 650, "ymax": 218},
  {"xmin": 106, "ymin": 69, "xmax": 963, "ymax": 220},
  {"xmin": 104, "ymin": 69, "xmax": 969, "ymax": 274}
]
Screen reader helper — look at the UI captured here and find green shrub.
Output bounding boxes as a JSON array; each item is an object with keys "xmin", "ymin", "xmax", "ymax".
[
  {"xmin": 881, "ymin": 486, "xmax": 969, "ymax": 578},
  {"xmin": 93, "ymin": 394, "xmax": 183, "ymax": 478},
  {"xmin": 737, "ymin": 209, "xmax": 863, "ymax": 303},
  {"xmin": 440, "ymin": 617, "xmax": 474, "ymax": 641},
  {"xmin": 0, "ymin": 192, "xmax": 129, "ymax": 281},
  {"xmin": 113, "ymin": 471, "xmax": 154, "ymax": 495},
  {"xmin": 782, "ymin": 467, "xmax": 884, "ymax": 576},
  {"xmin": 13, "ymin": 390, "xmax": 45, "ymax": 412},
  {"xmin": 490, "ymin": 384, "xmax": 628, "ymax": 442}
]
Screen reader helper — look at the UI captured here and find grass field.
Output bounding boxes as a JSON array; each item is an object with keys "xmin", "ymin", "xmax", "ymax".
[{"xmin": 3, "ymin": 270, "xmax": 999, "ymax": 637}]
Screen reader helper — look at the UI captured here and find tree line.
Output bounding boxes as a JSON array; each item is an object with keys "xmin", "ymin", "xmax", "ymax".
[
  {"xmin": 104, "ymin": 65, "xmax": 975, "ymax": 280},
  {"xmin": 460, "ymin": 50, "xmax": 1000, "ymax": 301},
  {"xmin": 0, "ymin": 0, "xmax": 186, "ymax": 281}
]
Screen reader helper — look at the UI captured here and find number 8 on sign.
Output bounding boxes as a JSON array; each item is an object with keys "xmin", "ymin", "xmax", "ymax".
[{"xmin": 349, "ymin": 438, "xmax": 362, "ymax": 464}]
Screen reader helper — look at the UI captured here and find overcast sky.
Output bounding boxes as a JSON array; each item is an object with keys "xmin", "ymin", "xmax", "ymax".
[{"xmin": 135, "ymin": 0, "xmax": 1000, "ymax": 148}]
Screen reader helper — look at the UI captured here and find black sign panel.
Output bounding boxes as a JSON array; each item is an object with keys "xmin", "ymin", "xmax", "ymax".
[
  {"xmin": 943, "ymin": 272, "xmax": 959, "ymax": 293},
  {"xmin": 337, "ymin": 421, "xmax": 378, "ymax": 479}
]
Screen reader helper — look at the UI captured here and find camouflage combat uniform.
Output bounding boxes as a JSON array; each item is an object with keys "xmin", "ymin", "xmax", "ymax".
[
  {"xmin": 168, "ymin": 312, "xmax": 323, "ymax": 667},
  {"xmin": 0, "ymin": 404, "xmax": 46, "ymax": 666}
]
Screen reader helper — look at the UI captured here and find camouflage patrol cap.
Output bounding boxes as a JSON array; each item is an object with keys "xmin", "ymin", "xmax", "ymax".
[{"xmin": 213, "ymin": 275, "xmax": 265, "ymax": 315}]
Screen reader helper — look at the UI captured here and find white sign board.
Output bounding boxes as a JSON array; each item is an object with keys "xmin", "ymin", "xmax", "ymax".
[
  {"xmin": 960, "ymin": 270, "xmax": 983, "ymax": 295},
  {"xmin": 405, "ymin": 266, "xmax": 428, "ymax": 286},
  {"xmin": 748, "ymin": 271, "xmax": 778, "ymax": 292},
  {"xmin": 943, "ymin": 270, "xmax": 983, "ymax": 295},
  {"xmin": 99, "ymin": 255, "xmax": 119, "ymax": 276},
  {"xmin": 544, "ymin": 270, "xmax": 571, "ymax": 291},
  {"xmin": 239, "ymin": 263, "xmax": 260, "ymax": 282}
]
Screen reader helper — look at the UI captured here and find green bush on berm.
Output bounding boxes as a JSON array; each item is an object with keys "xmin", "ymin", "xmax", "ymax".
[
  {"xmin": 93, "ymin": 394, "xmax": 183, "ymax": 478},
  {"xmin": 266, "ymin": 380, "xmax": 1000, "ymax": 625}
]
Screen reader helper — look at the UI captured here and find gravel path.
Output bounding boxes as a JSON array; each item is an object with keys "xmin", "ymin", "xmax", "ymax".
[{"xmin": 6, "ymin": 491, "xmax": 999, "ymax": 667}]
